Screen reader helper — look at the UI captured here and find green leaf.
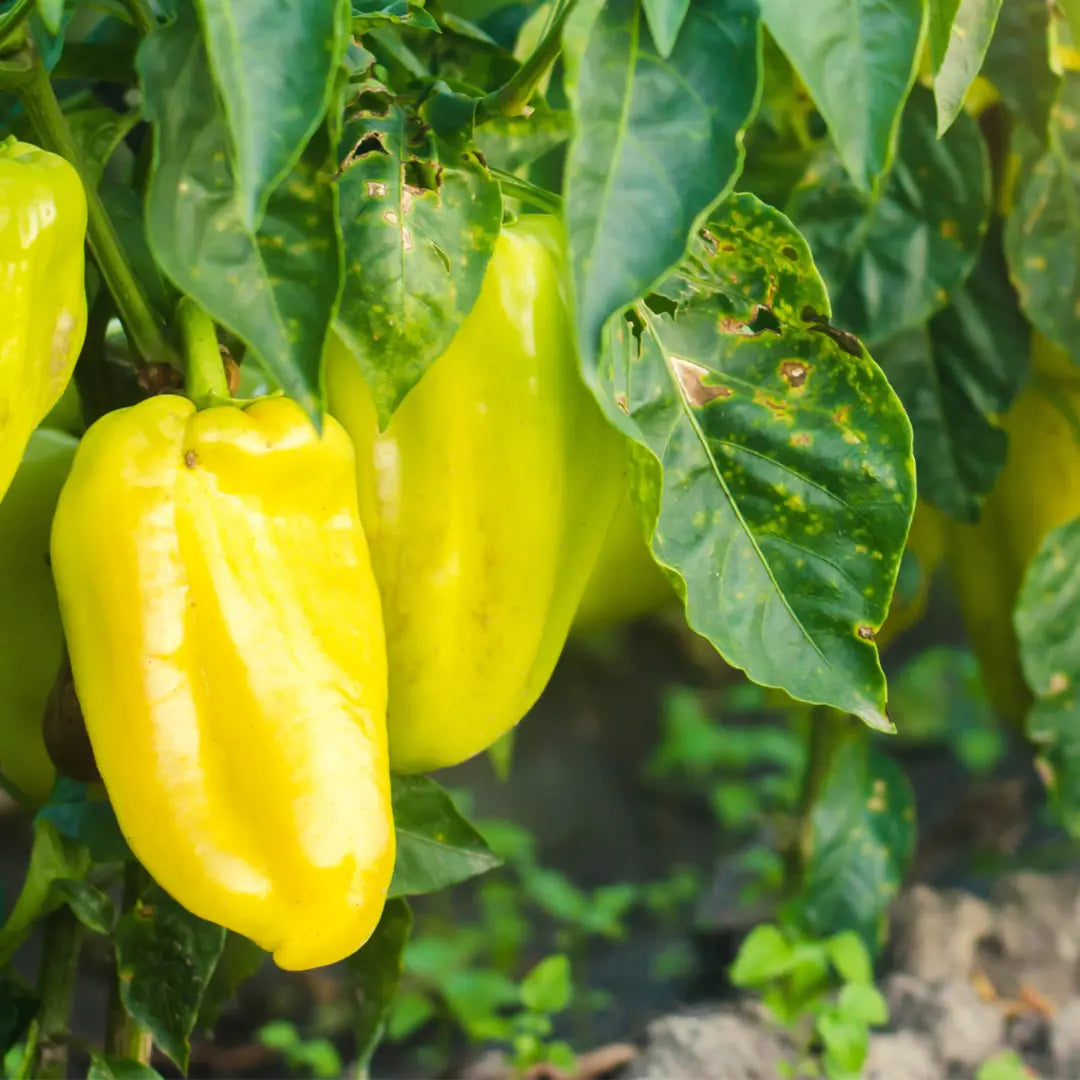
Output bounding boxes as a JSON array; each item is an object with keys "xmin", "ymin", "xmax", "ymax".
[
  {"xmin": 1065, "ymin": 0, "xmax": 1080, "ymax": 55},
  {"xmin": 52, "ymin": 879, "xmax": 116, "ymax": 935},
  {"xmin": 0, "ymin": 819, "xmax": 91, "ymax": 966},
  {"xmin": 641, "ymin": 0, "xmax": 691, "ymax": 59},
  {"xmin": 66, "ymin": 105, "xmax": 140, "ymax": 191},
  {"xmin": 0, "ymin": 971, "xmax": 37, "ymax": 1057},
  {"xmin": 837, "ymin": 982, "xmax": 888, "ymax": 1025},
  {"xmin": 976, "ymin": 1051, "xmax": 1037, "ymax": 1080},
  {"xmin": 875, "ymin": 222, "xmax": 1029, "ymax": 521},
  {"xmin": 562, "ymin": 0, "xmax": 761, "ymax": 367},
  {"xmin": 594, "ymin": 194, "xmax": 914, "ymax": 729},
  {"xmin": 816, "ymin": 1010, "xmax": 870, "ymax": 1075},
  {"xmin": 193, "ymin": 0, "xmax": 351, "ymax": 229},
  {"xmin": 759, "ymin": 0, "xmax": 923, "ymax": 191},
  {"xmin": 891, "ymin": 647, "xmax": 1006, "ymax": 773},
  {"xmin": 334, "ymin": 98, "xmax": 502, "ymax": 426},
  {"xmin": 36, "ymin": 0, "xmax": 63, "ymax": 34},
  {"xmin": 788, "ymin": 86, "xmax": 991, "ymax": 345},
  {"xmin": 519, "ymin": 954, "xmax": 573, "ymax": 1014},
  {"xmin": 983, "ymin": 0, "xmax": 1059, "ymax": 141},
  {"xmin": 352, "ymin": 0, "xmax": 441, "ymax": 31},
  {"xmin": 1015, "ymin": 513, "xmax": 1080, "ymax": 836},
  {"xmin": 389, "ymin": 776, "xmax": 502, "ymax": 897},
  {"xmin": 115, "ymin": 881, "xmax": 226, "ymax": 1072},
  {"xmin": 928, "ymin": 0, "xmax": 961, "ymax": 71},
  {"xmin": 729, "ymin": 923, "xmax": 794, "ymax": 986},
  {"xmin": 36, "ymin": 779, "xmax": 131, "ymax": 864},
  {"xmin": 1005, "ymin": 74, "xmax": 1080, "ymax": 363},
  {"xmin": 933, "ymin": 0, "xmax": 1003, "ymax": 136},
  {"xmin": 800, "ymin": 726, "xmax": 916, "ymax": 943},
  {"xmin": 348, "ymin": 898, "xmax": 411, "ymax": 1077},
  {"xmin": 197, "ymin": 933, "xmax": 266, "ymax": 1033},
  {"xmin": 827, "ymin": 931, "xmax": 873, "ymax": 985},
  {"xmin": 139, "ymin": 2, "xmax": 341, "ymax": 419},
  {"xmin": 473, "ymin": 110, "xmax": 571, "ymax": 174},
  {"xmin": 87, "ymin": 1055, "xmax": 164, "ymax": 1080}
]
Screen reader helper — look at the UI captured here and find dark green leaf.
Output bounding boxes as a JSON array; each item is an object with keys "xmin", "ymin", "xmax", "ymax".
[
  {"xmin": 875, "ymin": 221, "xmax": 1029, "ymax": 521},
  {"xmin": 139, "ymin": 2, "xmax": 341, "ymax": 418},
  {"xmin": 389, "ymin": 776, "xmax": 502, "ymax": 897},
  {"xmin": 51, "ymin": 879, "xmax": 116, "ymax": 935},
  {"xmin": 789, "ymin": 86, "xmax": 990, "ymax": 345},
  {"xmin": 352, "ymin": 0, "xmax": 440, "ymax": 31},
  {"xmin": 594, "ymin": 193, "xmax": 914, "ymax": 729},
  {"xmin": 52, "ymin": 39, "xmax": 138, "ymax": 84},
  {"xmin": 194, "ymin": 0, "xmax": 351, "ymax": 229},
  {"xmin": 87, "ymin": 1055, "xmax": 164, "ymax": 1080},
  {"xmin": 800, "ymin": 726, "xmax": 916, "ymax": 943},
  {"xmin": 933, "ymin": 0, "xmax": 1003, "ymax": 136},
  {"xmin": 563, "ymin": 0, "xmax": 761, "ymax": 367},
  {"xmin": 1005, "ymin": 74, "xmax": 1080, "ymax": 362},
  {"xmin": 347, "ymin": 897, "xmax": 412, "ymax": 1074},
  {"xmin": 928, "ymin": 0, "xmax": 962, "ymax": 72},
  {"xmin": 335, "ymin": 100, "xmax": 501, "ymax": 425},
  {"xmin": 115, "ymin": 882, "xmax": 226, "ymax": 1072},
  {"xmin": 641, "ymin": 0, "xmax": 691, "ymax": 59},
  {"xmin": 983, "ymin": 0, "xmax": 1059, "ymax": 141},
  {"xmin": 0, "ymin": 971, "xmax": 37, "ymax": 1057},
  {"xmin": 197, "ymin": 933, "xmax": 266, "ymax": 1033},
  {"xmin": 473, "ymin": 111, "xmax": 571, "ymax": 173},
  {"xmin": 1015, "ymin": 513, "xmax": 1080, "ymax": 836},
  {"xmin": 759, "ymin": 0, "xmax": 922, "ymax": 190},
  {"xmin": 66, "ymin": 106, "xmax": 139, "ymax": 191},
  {"xmin": 0, "ymin": 820, "xmax": 90, "ymax": 966},
  {"xmin": 36, "ymin": 778, "xmax": 131, "ymax": 864}
]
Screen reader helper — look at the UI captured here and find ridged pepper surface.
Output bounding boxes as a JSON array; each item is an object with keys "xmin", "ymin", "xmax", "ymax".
[
  {"xmin": 0, "ymin": 138, "xmax": 87, "ymax": 503},
  {"xmin": 0, "ymin": 428, "xmax": 77, "ymax": 802},
  {"xmin": 327, "ymin": 214, "xmax": 624, "ymax": 773},
  {"xmin": 50, "ymin": 395, "xmax": 393, "ymax": 970}
]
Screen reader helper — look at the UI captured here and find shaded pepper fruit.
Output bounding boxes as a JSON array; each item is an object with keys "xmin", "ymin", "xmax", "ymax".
[
  {"xmin": 50, "ymin": 395, "xmax": 393, "ymax": 970},
  {"xmin": 572, "ymin": 443, "xmax": 677, "ymax": 634},
  {"xmin": 327, "ymin": 214, "xmax": 624, "ymax": 774},
  {"xmin": 0, "ymin": 138, "xmax": 87, "ymax": 503},
  {"xmin": 875, "ymin": 500, "xmax": 945, "ymax": 651},
  {"xmin": 0, "ymin": 428, "xmax": 77, "ymax": 803},
  {"xmin": 945, "ymin": 334, "xmax": 1080, "ymax": 725}
]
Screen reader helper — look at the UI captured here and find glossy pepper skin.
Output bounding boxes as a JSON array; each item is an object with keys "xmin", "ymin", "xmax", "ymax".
[
  {"xmin": 573, "ymin": 444, "xmax": 676, "ymax": 634},
  {"xmin": 51, "ymin": 395, "xmax": 394, "ymax": 970},
  {"xmin": 945, "ymin": 334, "xmax": 1080, "ymax": 725},
  {"xmin": 0, "ymin": 138, "xmax": 87, "ymax": 503},
  {"xmin": 327, "ymin": 215, "xmax": 624, "ymax": 773},
  {"xmin": 0, "ymin": 428, "xmax": 77, "ymax": 802}
]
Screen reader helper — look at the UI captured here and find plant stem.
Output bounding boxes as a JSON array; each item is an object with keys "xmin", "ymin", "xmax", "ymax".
[
  {"xmin": 120, "ymin": 0, "xmax": 159, "ymax": 37},
  {"xmin": 0, "ymin": 38, "xmax": 179, "ymax": 371},
  {"xmin": 476, "ymin": 0, "xmax": 576, "ymax": 123},
  {"xmin": 19, "ymin": 908, "xmax": 82, "ymax": 1080},
  {"xmin": 0, "ymin": 0, "xmax": 34, "ymax": 49},
  {"xmin": 106, "ymin": 865, "xmax": 152, "ymax": 1064},
  {"xmin": 784, "ymin": 707, "xmax": 835, "ymax": 901},
  {"xmin": 490, "ymin": 167, "xmax": 562, "ymax": 214},
  {"xmin": 179, "ymin": 298, "xmax": 229, "ymax": 407}
]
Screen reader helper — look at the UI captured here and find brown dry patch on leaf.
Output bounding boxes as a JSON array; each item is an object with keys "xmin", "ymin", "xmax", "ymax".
[
  {"xmin": 780, "ymin": 359, "xmax": 809, "ymax": 388},
  {"xmin": 671, "ymin": 356, "xmax": 731, "ymax": 406}
]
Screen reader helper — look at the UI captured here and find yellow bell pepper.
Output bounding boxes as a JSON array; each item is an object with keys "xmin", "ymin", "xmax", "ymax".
[
  {"xmin": 945, "ymin": 334, "xmax": 1080, "ymax": 725},
  {"xmin": 572, "ymin": 445, "xmax": 677, "ymax": 634},
  {"xmin": 0, "ymin": 138, "xmax": 87, "ymax": 504},
  {"xmin": 327, "ymin": 215, "xmax": 624, "ymax": 774},
  {"xmin": 0, "ymin": 428, "xmax": 78, "ymax": 803},
  {"xmin": 50, "ymin": 394, "xmax": 393, "ymax": 970}
]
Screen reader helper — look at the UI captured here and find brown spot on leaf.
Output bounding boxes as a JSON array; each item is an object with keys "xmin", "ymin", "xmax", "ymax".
[
  {"xmin": 857, "ymin": 624, "xmax": 875, "ymax": 641},
  {"xmin": 184, "ymin": 451, "xmax": 198, "ymax": 469},
  {"xmin": 671, "ymin": 357, "xmax": 731, "ymax": 406},
  {"xmin": 1049, "ymin": 672, "xmax": 1070, "ymax": 694},
  {"xmin": 700, "ymin": 229, "xmax": 719, "ymax": 255},
  {"xmin": 615, "ymin": 393, "xmax": 629, "ymax": 414},
  {"xmin": 790, "ymin": 432, "xmax": 812, "ymax": 447},
  {"xmin": 365, "ymin": 180, "xmax": 387, "ymax": 198},
  {"xmin": 782, "ymin": 246, "xmax": 798, "ymax": 260},
  {"xmin": 780, "ymin": 360, "xmax": 808, "ymax": 388}
]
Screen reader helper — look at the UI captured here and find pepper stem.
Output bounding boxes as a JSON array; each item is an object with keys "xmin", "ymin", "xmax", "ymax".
[
  {"xmin": 0, "ymin": 34, "xmax": 179, "ymax": 372},
  {"xmin": 476, "ymin": 0, "xmax": 577, "ymax": 123},
  {"xmin": 179, "ymin": 298, "xmax": 230, "ymax": 408}
]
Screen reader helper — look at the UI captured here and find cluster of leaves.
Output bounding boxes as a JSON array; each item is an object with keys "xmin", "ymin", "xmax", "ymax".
[{"xmin": 0, "ymin": 776, "xmax": 501, "ymax": 1076}]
